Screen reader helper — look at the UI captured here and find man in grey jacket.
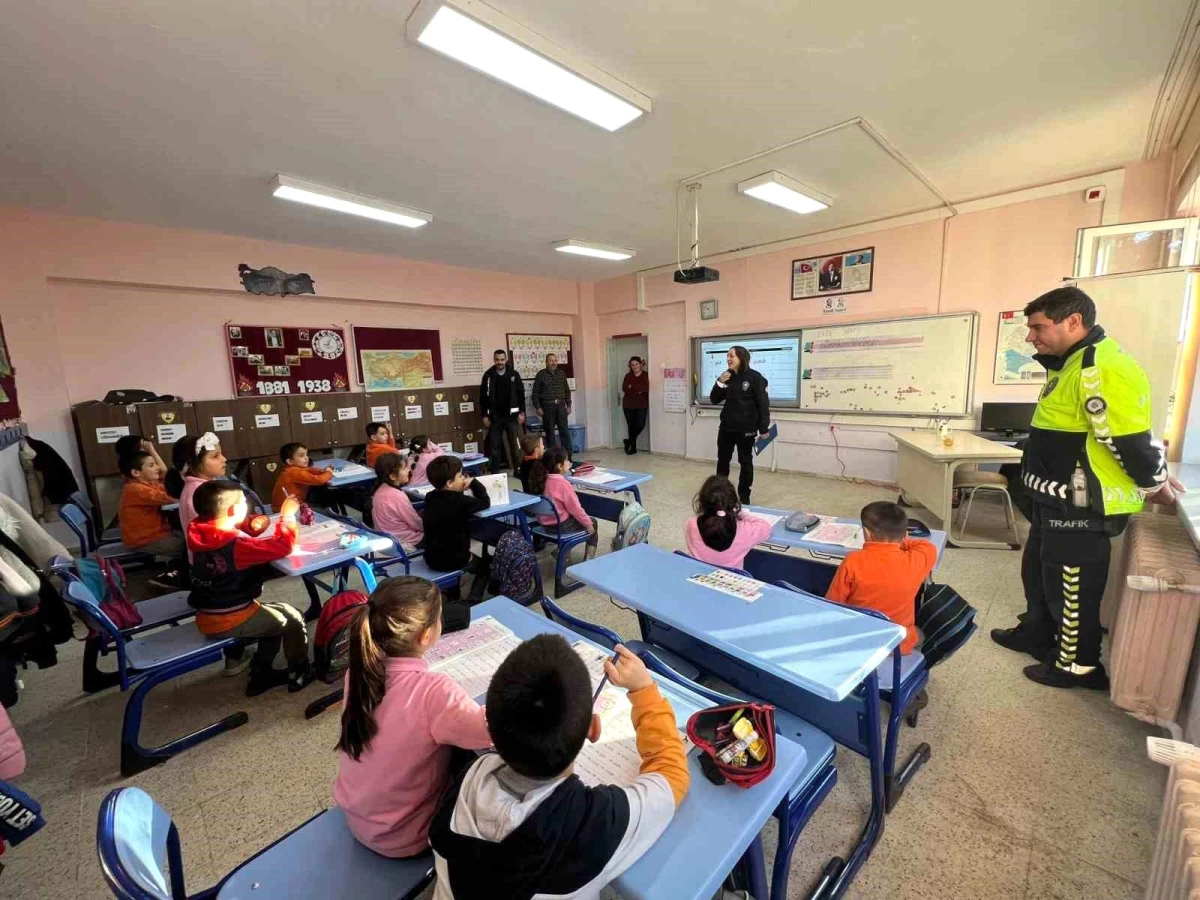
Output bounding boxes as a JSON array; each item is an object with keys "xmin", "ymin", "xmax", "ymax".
[{"xmin": 531, "ymin": 353, "xmax": 572, "ymax": 459}]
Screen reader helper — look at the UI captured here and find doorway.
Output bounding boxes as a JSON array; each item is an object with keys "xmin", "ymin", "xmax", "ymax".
[{"xmin": 608, "ymin": 335, "xmax": 651, "ymax": 452}]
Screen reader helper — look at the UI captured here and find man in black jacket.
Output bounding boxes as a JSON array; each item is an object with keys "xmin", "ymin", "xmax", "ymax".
[
  {"xmin": 531, "ymin": 352, "xmax": 572, "ymax": 459},
  {"xmin": 709, "ymin": 345, "xmax": 770, "ymax": 504},
  {"xmin": 479, "ymin": 349, "xmax": 525, "ymax": 474}
]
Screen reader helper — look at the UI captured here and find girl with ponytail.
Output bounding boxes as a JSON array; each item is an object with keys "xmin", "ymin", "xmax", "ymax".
[
  {"xmin": 684, "ymin": 475, "xmax": 773, "ymax": 570},
  {"xmin": 333, "ymin": 576, "xmax": 491, "ymax": 858}
]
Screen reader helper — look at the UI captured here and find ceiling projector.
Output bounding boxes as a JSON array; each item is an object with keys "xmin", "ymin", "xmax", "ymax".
[{"xmin": 674, "ymin": 266, "xmax": 720, "ymax": 284}]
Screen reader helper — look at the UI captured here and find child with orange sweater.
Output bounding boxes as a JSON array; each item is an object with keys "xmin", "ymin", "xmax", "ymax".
[
  {"xmin": 118, "ymin": 450, "xmax": 184, "ymax": 559},
  {"xmin": 271, "ymin": 442, "xmax": 334, "ymax": 511},
  {"xmin": 364, "ymin": 422, "xmax": 398, "ymax": 469},
  {"xmin": 430, "ymin": 637, "xmax": 688, "ymax": 898},
  {"xmin": 826, "ymin": 500, "xmax": 936, "ymax": 655}
]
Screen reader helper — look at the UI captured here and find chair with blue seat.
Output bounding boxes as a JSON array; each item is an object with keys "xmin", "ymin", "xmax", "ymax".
[
  {"xmin": 228, "ymin": 475, "xmax": 268, "ymax": 515},
  {"xmin": 60, "ymin": 501, "xmax": 155, "ymax": 569},
  {"xmin": 528, "ymin": 497, "xmax": 594, "ymax": 598},
  {"xmin": 743, "ymin": 547, "xmax": 836, "ymax": 596},
  {"xmin": 539, "ymin": 594, "xmax": 702, "ymax": 682},
  {"xmin": 58, "ymin": 579, "xmax": 247, "ymax": 776},
  {"xmin": 70, "ymin": 489, "xmax": 123, "ymax": 546},
  {"xmin": 639, "ymin": 649, "xmax": 839, "ymax": 900},
  {"xmin": 97, "ymin": 787, "xmax": 433, "ymax": 900},
  {"xmin": 50, "ymin": 556, "xmax": 195, "ymax": 694},
  {"xmin": 672, "ymin": 549, "xmax": 753, "ymax": 578},
  {"xmin": 776, "ymin": 579, "xmax": 931, "ymax": 812}
]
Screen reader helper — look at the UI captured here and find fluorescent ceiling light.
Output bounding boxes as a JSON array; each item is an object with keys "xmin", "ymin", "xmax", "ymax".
[
  {"xmin": 737, "ymin": 171, "xmax": 831, "ymax": 215},
  {"xmin": 272, "ymin": 175, "xmax": 432, "ymax": 228},
  {"xmin": 408, "ymin": 0, "xmax": 650, "ymax": 132},
  {"xmin": 552, "ymin": 239, "xmax": 635, "ymax": 261}
]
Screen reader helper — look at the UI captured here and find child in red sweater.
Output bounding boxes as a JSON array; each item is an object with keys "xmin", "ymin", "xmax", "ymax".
[{"xmin": 826, "ymin": 501, "xmax": 936, "ymax": 656}]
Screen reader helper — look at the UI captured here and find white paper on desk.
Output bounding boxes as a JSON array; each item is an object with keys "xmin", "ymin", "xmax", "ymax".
[
  {"xmin": 335, "ymin": 462, "xmax": 372, "ymax": 477},
  {"xmin": 407, "ymin": 483, "xmax": 435, "ymax": 498},
  {"xmin": 806, "ymin": 522, "xmax": 864, "ymax": 548},
  {"xmin": 428, "ymin": 617, "xmax": 521, "ymax": 699},
  {"xmin": 744, "ymin": 511, "xmax": 783, "ymax": 528},
  {"xmin": 573, "ymin": 470, "xmax": 622, "ymax": 485},
  {"xmin": 474, "ymin": 473, "xmax": 510, "ymax": 507}
]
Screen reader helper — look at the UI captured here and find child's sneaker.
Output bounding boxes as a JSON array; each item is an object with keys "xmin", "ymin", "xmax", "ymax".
[
  {"xmin": 246, "ymin": 666, "xmax": 290, "ymax": 697},
  {"xmin": 223, "ymin": 647, "xmax": 251, "ymax": 677},
  {"xmin": 148, "ymin": 570, "xmax": 184, "ymax": 591},
  {"xmin": 288, "ymin": 662, "xmax": 314, "ymax": 693}
]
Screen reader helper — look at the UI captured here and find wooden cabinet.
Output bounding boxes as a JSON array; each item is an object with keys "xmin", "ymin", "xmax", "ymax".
[
  {"xmin": 328, "ymin": 394, "xmax": 366, "ymax": 448},
  {"xmin": 193, "ymin": 399, "xmax": 244, "ymax": 460},
  {"xmin": 137, "ymin": 402, "xmax": 198, "ymax": 459},
  {"xmin": 454, "ymin": 428, "xmax": 485, "ymax": 455},
  {"xmin": 452, "ymin": 386, "xmax": 482, "ymax": 433},
  {"xmin": 396, "ymin": 389, "xmax": 431, "ymax": 443},
  {"xmin": 72, "ymin": 403, "xmax": 141, "ymax": 477},
  {"xmin": 362, "ymin": 392, "xmax": 401, "ymax": 436},
  {"xmin": 287, "ymin": 395, "xmax": 336, "ymax": 449},
  {"xmin": 235, "ymin": 397, "xmax": 291, "ymax": 460},
  {"xmin": 428, "ymin": 389, "xmax": 455, "ymax": 437},
  {"xmin": 247, "ymin": 455, "xmax": 282, "ymax": 505}
]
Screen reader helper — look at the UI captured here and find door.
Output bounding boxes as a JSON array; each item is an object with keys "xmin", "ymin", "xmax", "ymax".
[{"xmin": 609, "ymin": 336, "xmax": 650, "ymax": 451}]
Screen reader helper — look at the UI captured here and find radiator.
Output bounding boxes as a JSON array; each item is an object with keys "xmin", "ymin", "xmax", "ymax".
[
  {"xmin": 1108, "ymin": 513, "xmax": 1200, "ymax": 739},
  {"xmin": 1146, "ymin": 760, "xmax": 1200, "ymax": 899}
]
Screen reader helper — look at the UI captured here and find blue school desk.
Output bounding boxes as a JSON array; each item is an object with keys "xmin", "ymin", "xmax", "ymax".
[
  {"xmin": 268, "ymin": 513, "xmax": 391, "ymax": 617},
  {"xmin": 567, "ymin": 543, "xmax": 903, "ymax": 899},
  {"xmin": 310, "ymin": 456, "xmax": 377, "ymax": 487},
  {"xmin": 471, "ymin": 596, "xmax": 826, "ymax": 900},
  {"xmin": 567, "ymin": 466, "xmax": 652, "ymax": 522},
  {"xmin": 448, "ymin": 450, "xmax": 489, "ymax": 472},
  {"xmin": 473, "ymin": 489, "xmax": 540, "ymax": 540}
]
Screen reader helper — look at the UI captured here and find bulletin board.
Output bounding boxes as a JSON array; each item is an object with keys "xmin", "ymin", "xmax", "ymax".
[
  {"xmin": 226, "ymin": 324, "xmax": 350, "ymax": 397},
  {"xmin": 0, "ymin": 318, "xmax": 20, "ymax": 426},
  {"xmin": 505, "ymin": 333, "xmax": 574, "ymax": 381},
  {"xmin": 352, "ymin": 326, "xmax": 444, "ymax": 385},
  {"xmin": 791, "ymin": 246, "xmax": 874, "ymax": 300}
]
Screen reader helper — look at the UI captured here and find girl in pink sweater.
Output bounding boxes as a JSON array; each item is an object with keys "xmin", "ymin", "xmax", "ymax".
[
  {"xmin": 407, "ymin": 435, "xmax": 445, "ymax": 486},
  {"xmin": 529, "ymin": 447, "xmax": 598, "ymax": 558},
  {"xmin": 0, "ymin": 704, "xmax": 25, "ymax": 781},
  {"xmin": 333, "ymin": 577, "xmax": 491, "ymax": 858},
  {"xmin": 371, "ymin": 452, "xmax": 424, "ymax": 552},
  {"xmin": 171, "ymin": 433, "xmax": 228, "ymax": 539},
  {"xmin": 685, "ymin": 475, "xmax": 772, "ymax": 570}
]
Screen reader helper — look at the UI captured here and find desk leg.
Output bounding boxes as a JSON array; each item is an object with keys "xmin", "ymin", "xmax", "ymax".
[
  {"xmin": 743, "ymin": 834, "xmax": 768, "ymax": 900},
  {"xmin": 825, "ymin": 672, "xmax": 885, "ymax": 900},
  {"xmin": 302, "ymin": 577, "xmax": 322, "ymax": 622},
  {"xmin": 631, "ymin": 486, "xmax": 642, "ymax": 504},
  {"xmin": 515, "ymin": 510, "xmax": 531, "ymax": 542}
]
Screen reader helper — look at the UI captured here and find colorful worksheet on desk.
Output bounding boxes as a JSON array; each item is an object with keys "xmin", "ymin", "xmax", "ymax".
[
  {"xmin": 427, "ymin": 616, "xmax": 522, "ymax": 700},
  {"xmin": 805, "ymin": 521, "xmax": 865, "ymax": 549},
  {"xmin": 687, "ymin": 569, "xmax": 765, "ymax": 603}
]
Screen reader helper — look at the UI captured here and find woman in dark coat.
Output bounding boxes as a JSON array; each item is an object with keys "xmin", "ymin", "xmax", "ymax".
[
  {"xmin": 709, "ymin": 345, "xmax": 770, "ymax": 503},
  {"xmin": 620, "ymin": 357, "xmax": 649, "ymax": 455}
]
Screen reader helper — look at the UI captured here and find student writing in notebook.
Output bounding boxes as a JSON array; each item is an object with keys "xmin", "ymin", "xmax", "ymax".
[
  {"xmin": 684, "ymin": 475, "xmax": 772, "ymax": 570},
  {"xmin": 333, "ymin": 576, "xmax": 491, "ymax": 858},
  {"xmin": 430, "ymin": 637, "xmax": 689, "ymax": 899}
]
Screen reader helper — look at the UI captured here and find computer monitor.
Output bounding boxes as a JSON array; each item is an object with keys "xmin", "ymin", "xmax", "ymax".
[{"xmin": 980, "ymin": 402, "xmax": 1037, "ymax": 435}]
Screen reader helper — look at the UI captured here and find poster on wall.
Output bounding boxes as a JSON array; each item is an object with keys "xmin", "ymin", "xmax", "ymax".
[
  {"xmin": 662, "ymin": 367, "xmax": 688, "ymax": 413},
  {"xmin": 792, "ymin": 247, "xmax": 874, "ymax": 300},
  {"xmin": 993, "ymin": 310, "xmax": 1045, "ymax": 384},
  {"xmin": 226, "ymin": 324, "xmax": 350, "ymax": 397},
  {"xmin": 361, "ymin": 350, "xmax": 436, "ymax": 390},
  {"xmin": 0, "ymin": 317, "xmax": 21, "ymax": 427},
  {"xmin": 505, "ymin": 334, "xmax": 574, "ymax": 381}
]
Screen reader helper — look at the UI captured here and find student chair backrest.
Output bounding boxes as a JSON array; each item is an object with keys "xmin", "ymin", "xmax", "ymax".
[
  {"xmin": 639, "ymin": 649, "xmax": 741, "ymax": 708},
  {"xmin": 672, "ymin": 549, "xmax": 752, "ymax": 579},
  {"xmin": 230, "ymin": 476, "xmax": 267, "ymax": 514},
  {"xmin": 774, "ymin": 580, "xmax": 894, "ymax": 623},
  {"xmin": 97, "ymin": 786, "xmax": 187, "ymax": 900},
  {"xmin": 539, "ymin": 595, "xmax": 622, "ymax": 650},
  {"xmin": 59, "ymin": 502, "xmax": 95, "ymax": 555}
]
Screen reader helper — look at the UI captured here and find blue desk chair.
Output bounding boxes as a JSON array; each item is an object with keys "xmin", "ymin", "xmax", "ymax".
[
  {"xmin": 228, "ymin": 475, "xmax": 268, "ymax": 514},
  {"xmin": 639, "ymin": 649, "xmax": 840, "ymax": 900},
  {"xmin": 97, "ymin": 788, "xmax": 433, "ymax": 900},
  {"xmin": 58, "ymin": 579, "xmax": 247, "ymax": 776},
  {"xmin": 60, "ymin": 501, "xmax": 155, "ymax": 569},
  {"xmin": 743, "ymin": 548, "xmax": 835, "ymax": 595},
  {"xmin": 775, "ymin": 580, "xmax": 930, "ymax": 813},
  {"xmin": 539, "ymin": 594, "xmax": 701, "ymax": 682},
  {"xmin": 69, "ymin": 490, "xmax": 124, "ymax": 546},
  {"xmin": 324, "ymin": 513, "xmax": 462, "ymax": 594},
  {"xmin": 528, "ymin": 498, "xmax": 594, "ymax": 598},
  {"xmin": 50, "ymin": 556, "xmax": 195, "ymax": 694},
  {"xmin": 672, "ymin": 549, "xmax": 753, "ymax": 578}
]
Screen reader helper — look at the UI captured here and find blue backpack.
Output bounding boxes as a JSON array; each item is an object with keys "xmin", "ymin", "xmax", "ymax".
[
  {"xmin": 489, "ymin": 531, "xmax": 541, "ymax": 606},
  {"xmin": 611, "ymin": 501, "xmax": 651, "ymax": 551}
]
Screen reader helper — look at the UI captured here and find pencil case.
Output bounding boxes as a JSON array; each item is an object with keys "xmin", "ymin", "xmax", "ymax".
[{"xmin": 687, "ymin": 702, "xmax": 776, "ymax": 789}]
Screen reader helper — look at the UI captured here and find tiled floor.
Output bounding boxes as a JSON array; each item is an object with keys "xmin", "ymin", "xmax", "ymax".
[{"xmin": 3, "ymin": 450, "xmax": 1164, "ymax": 898}]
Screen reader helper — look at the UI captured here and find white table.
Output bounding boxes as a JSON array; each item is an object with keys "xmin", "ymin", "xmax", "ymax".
[{"xmin": 890, "ymin": 430, "xmax": 1023, "ymax": 550}]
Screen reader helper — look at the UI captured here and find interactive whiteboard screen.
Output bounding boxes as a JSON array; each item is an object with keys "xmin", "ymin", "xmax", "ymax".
[
  {"xmin": 695, "ymin": 332, "xmax": 801, "ymax": 407},
  {"xmin": 799, "ymin": 313, "xmax": 977, "ymax": 416}
]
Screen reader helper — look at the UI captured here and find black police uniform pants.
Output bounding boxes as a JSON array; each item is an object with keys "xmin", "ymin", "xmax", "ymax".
[
  {"xmin": 1021, "ymin": 503, "xmax": 1126, "ymax": 669},
  {"xmin": 486, "ymin": 416, "xmax": 522, "ymax": 473},
  {"xmin": 716, "ymin": 429, "xmax": 756, "ymax": 499}
]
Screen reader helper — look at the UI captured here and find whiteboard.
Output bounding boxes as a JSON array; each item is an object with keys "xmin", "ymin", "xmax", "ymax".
[
  {"xmin": 799, "ymin": 313, "xmax": 977, "ymax": 416},
  {"xmin": 695, "ymin": 332, "xmax": 801, "ymax": 406}
]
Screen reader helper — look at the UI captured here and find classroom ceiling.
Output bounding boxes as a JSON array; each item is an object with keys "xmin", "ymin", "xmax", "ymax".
[{"xmin": 0, "ymin": 1, "xmax": 1190, "ymax": 281}]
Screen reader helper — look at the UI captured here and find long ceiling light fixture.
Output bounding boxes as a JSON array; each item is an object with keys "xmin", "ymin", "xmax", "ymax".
[
  {"xmin": 407, "ymin": 0, "xmax": 650, "ymax": 131},
  {"xmin": 552, "ymin": 239, "xmax": 635, "ymax": 261},
  {"xmin": 272, "ymin": 175, "xmax": 433, "ymax": 228},
  {"xmin": 737, "ymin": 171, "xmax": 831, "ymax": 215}
]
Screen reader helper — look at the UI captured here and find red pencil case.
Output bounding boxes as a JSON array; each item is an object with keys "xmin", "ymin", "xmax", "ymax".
[{"xmin": 686, "ymin": 702, "xmax": 776, "ymax": 789}]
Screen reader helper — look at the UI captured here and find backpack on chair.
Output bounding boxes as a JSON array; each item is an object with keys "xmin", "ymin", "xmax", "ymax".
[
  {"xmin": 915, "ymin": 582, "xmax": 977, "ymax": 668},
  {"xmin": 611, "ymin": 501, "xmax": 651, "ymax": 551},
  {"xmin": 488, "ymin": 531, "xmax": 541, "ymax": 606},
  {"xmin": 313, "ymin": 590, "xmax": 369, "ymax": 683}
]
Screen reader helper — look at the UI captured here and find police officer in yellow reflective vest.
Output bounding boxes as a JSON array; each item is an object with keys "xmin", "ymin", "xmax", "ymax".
[{"xmin": 991, "ymin": 287, "xmax": 1184, "ymax": 689}]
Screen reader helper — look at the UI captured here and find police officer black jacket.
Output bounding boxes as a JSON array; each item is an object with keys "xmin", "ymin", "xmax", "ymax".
[{"xmin": 710, "ymin": 369, "xmax": 770, "ymax": 434}]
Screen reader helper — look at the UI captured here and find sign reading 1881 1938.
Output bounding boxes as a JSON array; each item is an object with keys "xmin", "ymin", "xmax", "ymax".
[{"xmin": 227, "ymin": 324, "xmax": 350, "ymax": 396}]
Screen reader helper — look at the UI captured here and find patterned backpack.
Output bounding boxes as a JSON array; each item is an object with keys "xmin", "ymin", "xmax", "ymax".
[
  {"xmin": 611, "ymin": 501, "xmax": 651, "ymax": 551},
  {"xmin": 313, "ymin": 590, "xmax": 369, "ymax": 683},
  {"xmin": 488, "ymin": 531, "xmax": 541, "ymax": 606}
]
